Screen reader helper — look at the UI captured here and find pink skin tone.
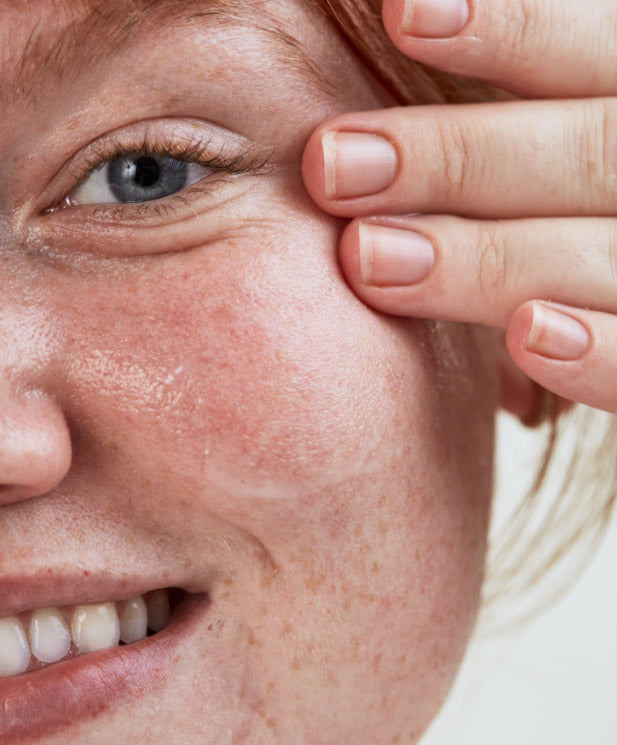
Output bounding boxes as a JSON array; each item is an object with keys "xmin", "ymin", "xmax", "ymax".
[
  {"xmin": 302, "ymin": 0, "xmax": 617, "ymax": 415},
  {"xmin": 0, "ymin": 1, "xmax": 522, "ymax": 743}
]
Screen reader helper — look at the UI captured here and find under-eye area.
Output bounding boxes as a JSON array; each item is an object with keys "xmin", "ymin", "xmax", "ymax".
[{"xmin": 0, "ymin": 588, "xmax": 195, "ymax": 679}]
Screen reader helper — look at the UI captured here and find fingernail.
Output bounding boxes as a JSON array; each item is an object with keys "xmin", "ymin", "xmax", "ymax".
[
  {"xmin": 526, "ymin": 303, "xmax": 590, "ymax": 360},
  {"xmin": 359, "ymin": 224, "xmax": 435, "ymax": 286},
  {"xmin": 402, "ymin": 0, "xmax": 469, "ymax": 38},
  {"xmin": 322, "ymin": 132, "xmax": 398, "ymax": 200}
]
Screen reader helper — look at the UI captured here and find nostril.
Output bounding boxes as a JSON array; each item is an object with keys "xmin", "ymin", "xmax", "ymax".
[{"xmin": 0, "ymin": 392, "xmax": 72, "ymax": 504}]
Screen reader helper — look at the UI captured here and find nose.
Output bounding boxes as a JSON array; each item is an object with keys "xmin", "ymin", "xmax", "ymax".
[{"xmin": 0, "ymin": 386, "xmax": 72, "ymax": 504}]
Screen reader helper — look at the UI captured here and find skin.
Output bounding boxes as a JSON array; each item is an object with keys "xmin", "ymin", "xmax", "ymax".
[
  {"xmin": 0, "ymin": 1, "xmax": 511, "ymax": 743},
  {"xmin": 303, "ymin": 0, "xmax": 617, "ymax": 414}
]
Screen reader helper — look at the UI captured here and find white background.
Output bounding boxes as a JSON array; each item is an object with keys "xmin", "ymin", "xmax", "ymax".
[{"xmin": 422, "ymin": 412, "xmax": 617, "ymax": 744}]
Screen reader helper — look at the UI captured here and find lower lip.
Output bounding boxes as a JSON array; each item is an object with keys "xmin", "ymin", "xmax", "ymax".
[{"xmin": 0, "ymin": 592, "xmax": 208, "ymax": 744}]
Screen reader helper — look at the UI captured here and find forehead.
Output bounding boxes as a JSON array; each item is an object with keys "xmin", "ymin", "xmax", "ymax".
[{"xmin": 0, "ymin": 0, "xmax": 335, "ymax": 108}]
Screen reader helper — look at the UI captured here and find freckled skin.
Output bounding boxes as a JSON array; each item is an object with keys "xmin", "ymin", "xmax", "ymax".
[{"xmin": 0, "ymin": 1, "xmax": 499, "ymax": 743}]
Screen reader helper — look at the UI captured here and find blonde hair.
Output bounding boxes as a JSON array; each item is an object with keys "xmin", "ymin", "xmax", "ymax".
[{"xmin": 311, "ymin": 0, "xmax": 617, "ymax": 628}]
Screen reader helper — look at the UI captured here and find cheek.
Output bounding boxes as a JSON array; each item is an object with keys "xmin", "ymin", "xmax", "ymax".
[
  {"xmin": 54, "ymin": 216, "xmax": 496, "ymax": 548},
  {"xmin": 44, "ymin": 215, "xmax": 497, "ymax": 740},
  {"xmin": 68, "ymin": 224, "xmax": 420, "ymax": 519}
]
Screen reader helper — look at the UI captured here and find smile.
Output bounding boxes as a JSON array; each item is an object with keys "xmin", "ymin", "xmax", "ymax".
[
  {"xmin": 0, "ymin": 585, "xmax": 208, "ymax": 744},
  {"xmin": 0, "ymin": 588, "xmax": 185, "ymax": 677}
]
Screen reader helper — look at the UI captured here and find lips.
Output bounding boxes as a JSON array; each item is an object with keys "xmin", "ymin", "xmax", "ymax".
[{"xmin": 0, "ymin": 582, "xmax": 209, "ymax": 744}]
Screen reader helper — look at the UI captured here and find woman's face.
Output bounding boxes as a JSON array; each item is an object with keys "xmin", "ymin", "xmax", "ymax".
[{"xmin": 0, "ymin": 1, "xmax": 498, "ymax": 743}]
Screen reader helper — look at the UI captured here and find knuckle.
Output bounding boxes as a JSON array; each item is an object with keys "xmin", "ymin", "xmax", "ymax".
[
  {"xmin": 430, "ymin": 116, "xmax": 474, "ymax": 202},
  {"xmin": 605, "ymin": 221, "xmax": 617, "ymax": 286},
  {"xmin": 497, "ymin": 0, "xmax": 545, "ymax": 67},
  {"xmin": 592, "ymin": 99, "xmax": 617, "ymax": 211},
  {"xmin": 476, "ymin": 225, "xmax": 510, "ymax": 303}
]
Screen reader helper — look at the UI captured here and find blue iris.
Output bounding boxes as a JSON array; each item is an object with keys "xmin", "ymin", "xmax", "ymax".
[{"xmin": 107, "ymin": 154, "xmax": 188, "ymax": 203}]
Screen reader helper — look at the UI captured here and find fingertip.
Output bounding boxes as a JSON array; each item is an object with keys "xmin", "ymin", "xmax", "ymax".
[
  {"xmin": 301, "ymin": 126, "xmax": 328, "ymax": 210},
  {"xmin": 338, "ymin": 219, "xmax": 364, "ymax": 287},
  {"xmin": 505, "ymin": 300, "xmax": 536, "ymax": 359},
  {"xmin": 381, "ymin": 0, "xmax": 406, "ymax": 47}
]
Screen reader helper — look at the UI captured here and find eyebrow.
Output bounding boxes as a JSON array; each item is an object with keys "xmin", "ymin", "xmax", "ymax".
[{"xmin": 2, "ymin": 0, "xmax": 336, "ymax": 107}]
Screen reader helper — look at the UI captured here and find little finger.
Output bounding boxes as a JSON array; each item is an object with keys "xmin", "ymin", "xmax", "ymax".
[{"xmin": 507, "ymin": 301, "xmax": 617, "ymax": 413}]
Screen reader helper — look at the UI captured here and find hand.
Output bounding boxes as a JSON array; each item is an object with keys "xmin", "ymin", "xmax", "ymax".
[{"xmin": 302, "ymin": 0, "xmax": 617, "ymax": 414}]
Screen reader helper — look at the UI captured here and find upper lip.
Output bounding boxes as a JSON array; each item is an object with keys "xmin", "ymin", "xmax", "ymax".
[{"xmin": 0, "ymin": 570, "xmax": 189, "ymax": 618}]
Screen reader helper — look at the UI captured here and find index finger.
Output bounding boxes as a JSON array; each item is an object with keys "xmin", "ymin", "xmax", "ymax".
[{"xmin": 382, "ymin": 0, "xmax": 617, "ymax": 98}]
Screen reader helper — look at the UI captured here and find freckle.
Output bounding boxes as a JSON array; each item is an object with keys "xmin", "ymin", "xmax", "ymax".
[
  {"xmin": 371, "ymin": 561, "xmax": 379, "ymax": 572},
  {"xmin": 266, "ymin": 718, "xmax": 276, "ymax": 729},
  {"xmin": 354, "ymin": 523, "xmax": 362, "ymax": 537},
  {"xmin": 304, "ymin": 571, "xmax": 326, "ymax": 593},
  {"xmin": 282, "ymin": 622, "xmax": 294, "ymax": 635},
  {"xmin": 291, "ymin": 657, "xmax": 301, "ymax": 670},
  {"xmin": 223, "ymin": 577, "xmax": 234, "ymax": 587},
  {"xmin": 267, "ymin": 682, "xmax": 275, "ymax": 692},
  {"xmin": 378, "ymin": 520, "xmax": 388, "ymax": 535},
  {"xmin": 326, "ymin": 670, "xmax": 336, "ymax": 684}
]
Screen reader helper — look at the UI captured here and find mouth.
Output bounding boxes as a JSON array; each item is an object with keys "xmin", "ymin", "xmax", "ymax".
[{"xmin": 0, "ymin": 586, "xmax": 209, "ymax": 744}]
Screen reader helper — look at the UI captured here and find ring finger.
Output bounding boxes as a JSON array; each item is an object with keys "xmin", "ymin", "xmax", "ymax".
[{"xmin": 338, "ymin": 214, "xmax": 617, "ymax": 326}]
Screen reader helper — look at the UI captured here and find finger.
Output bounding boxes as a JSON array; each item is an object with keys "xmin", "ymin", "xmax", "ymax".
[
  {"xmin": 507, "ymin": 301, "xmax": 617, "ymax": 413},
  {"xmin": 336, "ymin": 215, "xmax": 617, "ymax": 326},
  {"xmin": 381, "ymin": 0, "xmax": 617, "ymax": 98},
  {"xmin": 301, "ymin": 99, "xmax": 617, "ymax": 220}
]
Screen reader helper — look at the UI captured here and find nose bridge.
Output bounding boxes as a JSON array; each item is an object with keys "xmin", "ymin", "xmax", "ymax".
[{"xmin": 0, "ymin": 281, "xmax": 72, "ymax": 505}]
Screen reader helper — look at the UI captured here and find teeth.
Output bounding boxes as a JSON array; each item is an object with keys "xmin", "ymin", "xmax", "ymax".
[
  {"xmin": 147, "ymin": 589, "xmax": 170, "ymax": 632},
  {"xmin": 71, "ymin": 602, "xmax": 121, "ymax": 653},
  {"xmin": 29, "ymin": 607, "xmax": 71, "ymax": 664},
  {"xmin": 0, "ymin": 617, "xmax": 31, "ymax": 678},
  {"xmin": 0, "ymin": 590, "xmax": 175, "ymax": 678},
  {"xmin": 119, "ymin": 596, "xmax": 148, "ymax": 644}
]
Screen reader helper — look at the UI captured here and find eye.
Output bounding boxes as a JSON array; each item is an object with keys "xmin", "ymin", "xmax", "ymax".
[{"xmin": 70, "ymin": 153, "xmax": 211, "ymax": 205}]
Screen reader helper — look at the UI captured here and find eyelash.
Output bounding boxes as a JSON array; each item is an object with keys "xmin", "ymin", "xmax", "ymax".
[{"xmin": 52, "ymin": 131, "xmax": 272, "ymax": 219}]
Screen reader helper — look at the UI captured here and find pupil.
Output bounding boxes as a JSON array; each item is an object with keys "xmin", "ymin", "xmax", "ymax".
[{"xmin": 133, "ymin": 157, "xmax": 160, "ymax": 188}]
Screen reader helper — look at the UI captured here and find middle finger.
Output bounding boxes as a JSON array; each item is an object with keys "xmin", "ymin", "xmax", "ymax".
[{"xmin": 302, "ymin": 98, "xmax": 617, "ymax": 219}]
